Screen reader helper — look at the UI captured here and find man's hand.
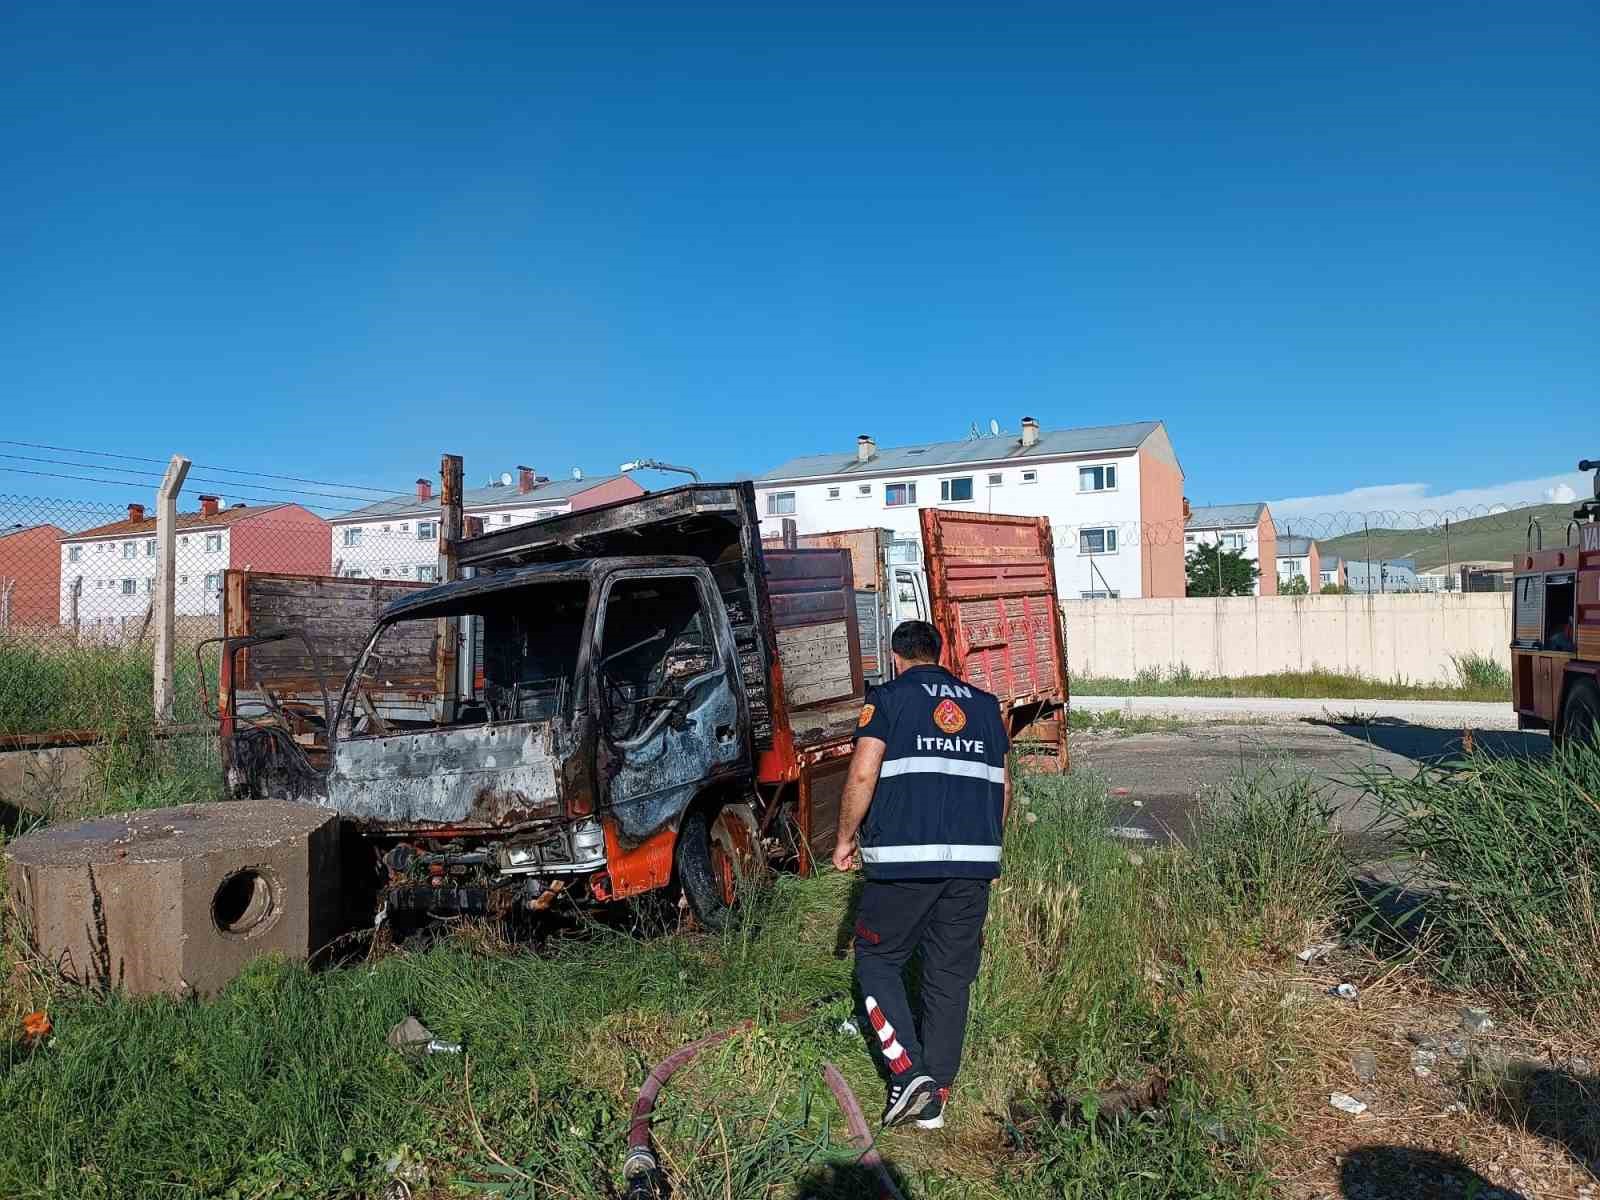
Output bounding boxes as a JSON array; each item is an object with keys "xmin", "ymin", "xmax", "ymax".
[{"xmin": 832, "ymin": 840, "xmax": 857, "ymax": 872}]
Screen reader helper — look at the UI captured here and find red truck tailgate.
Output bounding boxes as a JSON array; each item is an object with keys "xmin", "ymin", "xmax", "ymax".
[{"xmin": 920, "ymin": 508, "xmax": 1069, "ymax": 765}]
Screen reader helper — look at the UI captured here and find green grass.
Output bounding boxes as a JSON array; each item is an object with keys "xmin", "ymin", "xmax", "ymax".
[
  {"xmin": 1317, "ymin": 500, "xmax": 1570, "ymax": 573},
  {"xmin": 0, "ymin": 638, "xmax": 216, "ymax": 737},
  {"xmin": 0, "ymin": 767, "xmax": 1340, "ymax": 1200},
  {"xmin": 1367, "ymin": 740, "xmax": 1600, "ymax": 1026},
  {"xmin": 1078, "ymin": 663, "xmax": 1509, "ymax": 703}
]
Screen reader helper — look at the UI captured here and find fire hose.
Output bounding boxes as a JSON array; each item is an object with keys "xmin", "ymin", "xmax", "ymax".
[{"xmin": 621, "ymin": 1022, "xmax": 906, "ymax": 1200}]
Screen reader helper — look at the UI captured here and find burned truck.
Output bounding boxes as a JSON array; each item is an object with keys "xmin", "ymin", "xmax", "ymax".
[{"xmin": 215, "ymin": 484, "xmax": 1068, "ymax": 929}]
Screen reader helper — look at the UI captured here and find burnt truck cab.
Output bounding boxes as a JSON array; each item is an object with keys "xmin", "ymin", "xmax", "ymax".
[
  {"xmin": 225, "ymin": 553, "xmax": 759, "ymax": 924},
  {"xmin": 1511, "ymin": 463, "xmax": 1600, "ymax": 741}
]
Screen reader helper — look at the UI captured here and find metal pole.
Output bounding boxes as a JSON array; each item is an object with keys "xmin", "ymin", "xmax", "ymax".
[
  {"xmin": 153, "ymin": 454, "xmax": 192, "ymax": 721},
  {"xmin": 1444, "ymin": 519, "xmax": 1452, "ymax": 591},
  {"xmin": 1363, "ymin": 519, "xmax": 1371, "ymax": 596}
]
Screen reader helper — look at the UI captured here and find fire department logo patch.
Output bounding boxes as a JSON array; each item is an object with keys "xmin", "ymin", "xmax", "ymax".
[
  {"xmin": 857, "ymin": 703, "xmax": 876, "ymax": 728},
  {"xmin": 932, "ymin": 698, "xmax": 967, "ymax": 734}
]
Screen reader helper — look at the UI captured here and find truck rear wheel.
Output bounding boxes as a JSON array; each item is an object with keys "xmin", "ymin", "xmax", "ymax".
[
  {"xmin": 676, "ymin": 801, "xmax": 762, "ymax": 931},
  {"xmin": 1558, "ymin": 680, "xmax": 1600, "ymax": 748}
]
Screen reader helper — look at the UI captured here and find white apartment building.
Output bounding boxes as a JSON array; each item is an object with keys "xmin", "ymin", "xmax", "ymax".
[
  {"xmin": 327, "ymin": 468, "xmax": 643, "ymax": 581},
  {"xmin": 752, "ymin": 418, "xmax": 1187, "ymax": 599},
  {"xmin": 1184, "ymin": 503, "xmax": 1279, "ymax": 596},
  {"xmin": 59, "ymin": 497, "xmax": 330, "ymax": 634}
]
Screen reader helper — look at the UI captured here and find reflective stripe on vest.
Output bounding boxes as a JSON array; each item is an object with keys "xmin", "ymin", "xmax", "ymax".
[
  {"xmin": 859, "ymin": 843, "xmax": 1003, "ymax": 864},
  {"xmin": 878, "ymin": 757, "xmax": 1007, "ymax": 784}
]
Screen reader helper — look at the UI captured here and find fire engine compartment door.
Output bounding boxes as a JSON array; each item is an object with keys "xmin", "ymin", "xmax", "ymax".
[{"xmin": 596, "ymin": 569, "xmax": 744, "ymax": 845}]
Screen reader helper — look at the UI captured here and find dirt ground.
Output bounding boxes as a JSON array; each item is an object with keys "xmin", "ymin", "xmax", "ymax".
[{"xmin": 1070, "ymin": 719, "xmax": 1552, "ymax": 846}]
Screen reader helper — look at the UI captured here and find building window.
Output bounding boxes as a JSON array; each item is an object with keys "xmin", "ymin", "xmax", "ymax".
[
  {"xmin": 120, "ymin": 578, "xmax": 136, "ymax": 595},
  {"xmin": 417, "ymin": 565, "xmax": 437, "ymax": 582},
  {"xmin": 1080, "ymin": 589, "xmax": 1121, "ymax": 599},
  {"xmin": 1079, "ymin": 527, "xmax": 1118, "ymax": 555},
  {"xmin": 534, "ymin": 509, "xmax": 560, "ymax": 519},
  {"xmin": 95, "ymin": 579, "xmax": 104, "ymax": 590},
  {"xmin": 1185, "ymin": 533, "xmax": 1196, "ymax": 544},
  {"xmin": 205, "ymin": 573, "xmax": 221, "ymax": 592},
  {"xmin": 400, "ymin": 523, "xmax": 410, "ymax": 532},
  {"xmin": 205, "ymin": 533, "xmax": 223, "ymax": 552},
  {"xmin": 381, "ymin": 524, "xmax": 391, "ymax": 532},
  {"xmin": 122, "ymin": 541, "xmax": 137, "ymax": 560},
  {"xmin": 499, "ymin": 514, "xmax": 511, "ymax": 524},
  {"xmin": 180, "ymin": 535, "xmax": 189, "ymax": 546},
  {"xmin": 826, "ymin": 487, "xmax": 841, "ymax": 500},
  {"xmin": 144, "ymin": 576, "xmax": 155, "ymax": 594},
  {"xmin": 1078, "ymin": 464, "xmax": 1117, "ymax": 492},
  {"xmin": 1020, "ymin": 470, "xmax": 1038, "ymax": 484},
  {"xmin": 343, "ymin": 527, "xmax": 363, "ymax": 547},
  {"xmin": 940, "ymin": 477, "xmax": 974, "ymax": 503},
  {"xmin": 344, "ymin": 567, "xmax": 365, "ymax": 579},
  {"xmin": 1221, "ymin": 533, "xmax": 1245, "ymax": 551},
  {"xmin": 766, "ymin": 491, "xmax": 797, "ymax": 516},
  {"xmin": 885, "ymin": 482, "xmax": 917, "ymax": 507},
  {"xmin": 145, "ymin": 539, "xmax": 156, "ymax": 557},
  {"xmin": 179, "ymin": 574, "xmax": 189, "ymax": 585},
  {"xmin": 987, "ymin": 472, "xmax": 1003, "ymax": 486},
  {"xmin": 381, "ymin": 567, "xmax": 392, "ymax": 577},
  {"xmin": 857, "ymin": 484, "xmax": 871, "ymax": 496},
  {"xmin": 415, "ymin": 520, "xmax": 435, "ymax": 540},
  {"xmin": 68, "ymin": 545, "xmax": 81, "ymax": 563}
]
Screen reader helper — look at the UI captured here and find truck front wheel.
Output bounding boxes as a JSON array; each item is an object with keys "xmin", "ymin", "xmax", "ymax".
[
  {"xmin": 676, "ymin": 801, "xmax": 762, "ymax": 931},
  {"xmin": 1558, "ymin": 680, "xmax": 1600, "ymax": 748}
]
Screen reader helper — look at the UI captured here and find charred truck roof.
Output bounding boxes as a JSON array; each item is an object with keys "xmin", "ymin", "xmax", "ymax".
[{"xmin": 379, "ymin": 556, "xmax": 708, "ymax": 621}]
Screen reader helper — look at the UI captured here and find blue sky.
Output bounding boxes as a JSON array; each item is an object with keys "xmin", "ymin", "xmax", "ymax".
[{"xmin": 4, "ymin": 2, "xmax": 1596, "ymax": 521}]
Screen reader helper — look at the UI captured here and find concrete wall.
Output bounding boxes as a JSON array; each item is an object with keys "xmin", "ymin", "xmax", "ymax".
[{"xmin": 1064, "ymin": 592, "xmax": 1512, "ymax": 683}]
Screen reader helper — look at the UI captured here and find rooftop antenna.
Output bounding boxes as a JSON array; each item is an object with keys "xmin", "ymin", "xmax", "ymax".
[{"xmin": 968, "ymin": 421, "xmax": 980, "ymax": 439}]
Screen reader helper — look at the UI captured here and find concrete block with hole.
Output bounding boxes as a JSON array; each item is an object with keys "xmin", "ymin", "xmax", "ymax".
[{"xmin": 4, "ymin": 801, "xmax": 341, "ymax": 997}]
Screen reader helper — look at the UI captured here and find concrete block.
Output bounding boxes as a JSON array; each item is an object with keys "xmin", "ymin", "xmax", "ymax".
[{"xmin": 5, "ymin": 801, "xmax": 340, "ymax": 997}]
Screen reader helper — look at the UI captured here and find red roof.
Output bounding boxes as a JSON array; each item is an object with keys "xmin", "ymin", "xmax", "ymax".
[{"xmin": 61, "ymin": 503, "xmax": 291, "ymax": 543}]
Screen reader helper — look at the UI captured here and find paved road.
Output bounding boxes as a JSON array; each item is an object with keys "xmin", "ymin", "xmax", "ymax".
[
  {"xmin": 1069, "ymin": 718, "xmax": 1549, "ymax": 845},
  {"xmin": 1074, "ymin": 694, "xmax": 1519, "ymax": 730}
]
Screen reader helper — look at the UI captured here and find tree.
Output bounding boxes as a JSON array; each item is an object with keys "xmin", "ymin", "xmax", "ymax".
[
  {"xmin": 1281, "ymin": 574, "xmax": 1310, "ymax": 596},
  {"xmin": 1321, "ymin": 582, "xmax": 1349, "ymax": 595},
  {"xmin": 1186, "ymin": 545, "xmax": 1259, "ymax": 597}
]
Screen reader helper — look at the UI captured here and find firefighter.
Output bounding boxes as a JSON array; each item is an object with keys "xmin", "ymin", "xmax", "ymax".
[{"xmin": 832, "ymin": 619, "xmax": 1011, "ymax": 1129}]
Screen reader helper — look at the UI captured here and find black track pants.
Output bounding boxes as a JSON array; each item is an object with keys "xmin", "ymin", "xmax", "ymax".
[{"xmin": 852, "ymin": 877, "xmax": 991, "ymax": 1088}]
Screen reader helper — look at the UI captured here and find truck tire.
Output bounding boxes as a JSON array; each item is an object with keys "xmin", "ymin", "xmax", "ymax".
[
  {"xmin": 676, "ymin": 802, "xmax": 762, "ymax": 932},
  {"xmin": 1559, "ymin": 680, "xmax": 1600, "ymax": 748}
]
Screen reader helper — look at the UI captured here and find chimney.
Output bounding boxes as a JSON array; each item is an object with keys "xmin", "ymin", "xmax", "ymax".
[
  {"xmin": 127, "ymin": 502, "xmax": 145, "ymax": 523},
  {"xmin": 856, "ymin": 434, "xmax": 876, "ymax": 464},
  {"xmin": 415, "ymin": 478, "xmax": 432, "ymax": 502},
  {"xmin": 518, "ymin": 465, "xmax": 536, "ymax": 494},
  {"xmin": 198, "ymin": 495, "xmax": 220, "ymax": 518},
  {"xmin": 1020, "ymin": 416, "xmax": 1040, "ymax": 449}
]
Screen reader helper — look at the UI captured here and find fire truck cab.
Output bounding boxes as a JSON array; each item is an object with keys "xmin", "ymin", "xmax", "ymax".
[{"xmin": 1511, "ymin": 460, "xmax": 1600, "ymax": 741}]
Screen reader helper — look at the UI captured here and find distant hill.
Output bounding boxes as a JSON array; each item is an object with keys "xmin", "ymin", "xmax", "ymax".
[{"xmin": 1313, "ymin": 502, "xmax": 1579, "ymax": 573}]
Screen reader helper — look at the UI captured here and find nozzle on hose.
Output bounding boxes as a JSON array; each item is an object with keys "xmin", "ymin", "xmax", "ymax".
[{"xmin": 622, "ymin": 1149, "xmax": 661, "ymax": 1200}]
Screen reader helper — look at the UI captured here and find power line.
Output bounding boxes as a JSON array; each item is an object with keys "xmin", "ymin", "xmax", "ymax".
[
  {"xmin": 0, "ymin": 465, "xmax": 350, "ymax": 512},
  {"xmin": 0, "ymin": 452, "xmax": 386, "ymax": 507},
  {"xmin": 0, "ymin": 438, "xmax": 400, "ymax": 498}
]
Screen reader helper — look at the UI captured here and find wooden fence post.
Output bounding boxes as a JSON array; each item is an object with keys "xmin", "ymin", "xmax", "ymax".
[
  {"xmin": 435, "ymin": 453, "xmax": 463, "ymax": 724},
  {"xmin": 153, "ymin": 454, "xmax": 192, "ymax": 722}
]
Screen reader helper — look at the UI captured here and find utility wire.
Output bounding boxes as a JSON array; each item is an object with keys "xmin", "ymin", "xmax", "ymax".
[
  {"xmin": 0, "ymin": 452, "xmax": 390, "ymax": 506},
  {"xmin": 0, "ymin": 438, "xmax": 400, "ymax": 498},
  {"xmin": 0, "ymin": 465, "xmax": 351, "ymax": 512}
]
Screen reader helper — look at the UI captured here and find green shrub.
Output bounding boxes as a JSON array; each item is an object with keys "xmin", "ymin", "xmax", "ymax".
[
  {"xmin": 1371, "ymin": 744, "xmax": 1600, "ymax": 1023},
  {"xmin": 1452, "ymin": 652, "xmax": 1511, "ymax": 694}
]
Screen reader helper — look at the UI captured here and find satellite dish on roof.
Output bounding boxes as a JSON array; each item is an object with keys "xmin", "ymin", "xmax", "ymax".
[
  {"xmin": 500, "ymin": 471, "xmax": 514, "ymax": 486},
  {"xmin": 989, "ymin": 418, "xmax": 1001, "ymax": 436},
  {"xmin": 572, "ymin": 467, "xmax": 583, "ymax": 481}
]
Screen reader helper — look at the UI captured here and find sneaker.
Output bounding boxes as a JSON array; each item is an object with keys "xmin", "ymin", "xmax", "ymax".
[
  {"xmin": 882, "ymin": 1075, "xmax": 937, "ymax": 1127},
  {"xmin": 915, "ymin": 1086, "xmax": 950, "ymax": 1130}
]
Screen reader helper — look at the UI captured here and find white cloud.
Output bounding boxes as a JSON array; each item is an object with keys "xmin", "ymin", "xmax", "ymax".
[{"xmin": 1266, "ymin": 471, "xmax": 1589, "ymax": 535}]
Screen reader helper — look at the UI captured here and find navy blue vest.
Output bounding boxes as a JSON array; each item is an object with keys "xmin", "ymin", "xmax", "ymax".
[{"xmin": 853, "ymin": 664, "xmax": 1009, "ymax": 880}]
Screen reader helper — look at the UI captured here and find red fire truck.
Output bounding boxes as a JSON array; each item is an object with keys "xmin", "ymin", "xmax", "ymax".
[{"xmin": 1511, "ymin": 460, "xmax": 1600, "ymax": 741}]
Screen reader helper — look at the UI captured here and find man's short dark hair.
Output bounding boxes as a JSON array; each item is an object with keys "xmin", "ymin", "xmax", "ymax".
[{"xmin": 891, "ymin": 620, "xmax": 942, "ymax": 664}]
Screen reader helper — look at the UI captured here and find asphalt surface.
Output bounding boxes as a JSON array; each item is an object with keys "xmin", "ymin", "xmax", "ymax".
[{"xmin": 1070, "ymin": 718, "xmax": 1550, "ymax": 846}]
